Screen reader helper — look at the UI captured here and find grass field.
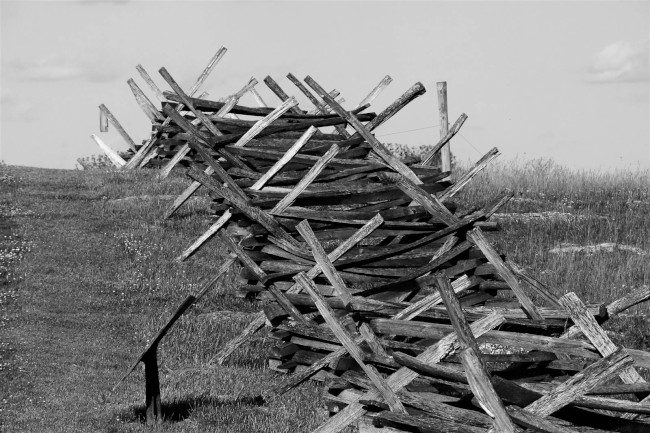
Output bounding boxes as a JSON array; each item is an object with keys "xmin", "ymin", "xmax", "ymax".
[{"xmin": 0, "ymin": 159, "xmax": 648, "ymax": 432}]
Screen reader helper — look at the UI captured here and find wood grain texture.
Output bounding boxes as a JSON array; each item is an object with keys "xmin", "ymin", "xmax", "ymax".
[
  {"xmin": 233, "ymin": 97, "xmax": 299, "ymax": 148},
  {"xmin": 436, "ymin": 82, "xmax": 452, "ymax": 175},
  {"xmin": 439, "ymin": 147, "xmax": 500, "ymax": 201},
  {"xmin": 304, "ymin": 76, "xmax": 423, "ymax": 185},
  {"xmin": 250, "ymin": 126, "xmax": 316, "ymax": 190},
  {"xmin": 355, "ymin": 75, "xmax": 393, "ymax": 109},
  {"xmin": 312, "ymin": 313, "xmax": 505, "ymax": 433},
  {"xmin": 263, "ymin": 75, "xmax": 303, "ymax": 114},
  {"xmin": 188, "ymin": 167, "xmax": 302, "ymax": 251},
  {"xmin": 136, "ymin": 64, "xmax": 165, "ymax": 102},
  {"xmin": 468, "ymin": 227, "xmax": 544, "ymax": 321},
  {"xmin": 524, "ymin": 346, "xmax": 633, "ymax": 417},
  {"xmin": 271, "ymin": 144, "xmax": 339, "ymax": 214},
  {"xmin": 436, "ymin": 274, "xmax": 516, "ymax": 433},
  {"xmin": 296, "ymin": 219, "xmax": 353, "ymax": 307},
  {"xmin": 211, "ymin": 215, "xmax": 384, "ymax": 365},
  {"xmin": 421, "ymin": 113, "xmax": 468, "ymax": 166},
  {"xmin": 127, "ymin": 78, "xmax": 164, "ymax": 122},
  {"xmin": 158, "ymin": 67, "xmax": 224, "ymax": 137},
  {"xmin": 559, "ymin": 291, "xmax": 647, "ymax": 417},
  {"xmin": 294, "ymin": 273, "xmax": 406, "ymax": 414},
  {"xmin": 561, "ymin": 285, "xmax": 650, "ymax": 340},
  {"xmin": 394, "ymin": 175, "xmax": 458, "ymax": 225}
]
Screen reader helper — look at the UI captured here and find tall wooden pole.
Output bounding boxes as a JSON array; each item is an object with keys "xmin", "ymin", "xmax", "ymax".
[{"xmin": 437, "ymin": 82, "xmax": 451, "ymax": 178}]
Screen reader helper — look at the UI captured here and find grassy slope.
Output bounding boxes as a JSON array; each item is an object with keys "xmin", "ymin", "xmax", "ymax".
[
  {"xmin": 0, "ymin": 160, "xmax": 648, "ymax": 432},
  {"xmin": 0, "ymin": 166, "xmax": 326, "ymax": 433}
]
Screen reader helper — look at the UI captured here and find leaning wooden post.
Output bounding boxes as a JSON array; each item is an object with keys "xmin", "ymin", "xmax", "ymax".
[{"xmin": 437, "ymin": 82, "xmax": 451, "ymax": 178}]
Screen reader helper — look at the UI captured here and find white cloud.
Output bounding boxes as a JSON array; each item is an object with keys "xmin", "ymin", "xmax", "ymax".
[
  {"xmin": 587, "ymin": 39, "xmax": 649, "ymax": 83},
  {"xmin": 8, "ymin": 53, "xmax": 119, "ymax": 83}
]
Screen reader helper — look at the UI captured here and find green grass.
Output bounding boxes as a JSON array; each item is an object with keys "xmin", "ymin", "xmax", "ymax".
[{"xmin": 0, "ymin": 159, "xmax": 648, "ymax": 432}]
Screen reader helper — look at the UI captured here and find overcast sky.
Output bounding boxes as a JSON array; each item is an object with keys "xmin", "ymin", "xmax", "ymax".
[{"xmin": 1, "ymin": 0, "xmax": 648, "ymax": 170}]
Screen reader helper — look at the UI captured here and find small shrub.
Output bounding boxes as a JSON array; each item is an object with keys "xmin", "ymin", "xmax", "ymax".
[{"xmin": 76, "ymin": 154, "xmax": 116, "ymax": 170}]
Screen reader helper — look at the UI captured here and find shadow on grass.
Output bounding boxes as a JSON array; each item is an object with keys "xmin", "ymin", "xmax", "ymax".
[{"xmin": 117, "ymin": 394, "xmax": 265, "ymax": 423}]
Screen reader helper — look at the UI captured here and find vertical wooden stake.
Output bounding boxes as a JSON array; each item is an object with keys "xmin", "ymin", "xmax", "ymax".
[
  {"xmin": 437, "ymin": 82, "xmax": 451, "ymax": 178},
  {"xmin": 143, "ymin": 349, "xmax": 161, "ymax": 425},
  {"xmin": 99, "ymin": 107, "xmax": 109, "ymax": 132}
]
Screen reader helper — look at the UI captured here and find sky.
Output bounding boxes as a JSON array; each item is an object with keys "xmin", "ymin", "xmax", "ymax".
[{"xmin": 1, "ymin": 0, "xmax": 648, "ymax": 171}]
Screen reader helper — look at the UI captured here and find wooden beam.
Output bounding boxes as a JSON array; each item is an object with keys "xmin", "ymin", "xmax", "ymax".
[
  {"xmin": 524, "ymin": 347, "xmax": 633, "ymax": 417},
  {"xmin": 294, "ymin": 273, "xmax": 406, "ymax": 414},
  {"xmin": 421, "ymin": 113, "xmax": 468, "ymax": 166},
  {"xmin": 559, "ymin": 292, "xmax": 648, "ymax": 415},
  {"xmin": 439, "ymin": 147, "xmax": 500, "ymax": 201},
  {"xmin": 355, "ymin": 75, "xmax": 393, "ymax": 109},
  {"xmin": 186, "ymin": 46, "xmax": 228, "ymax": 96},
  {"xmin": 561, "ymin": 285, "xmax": 650, "ymax": 340},
  {"xmin": 187, "ymin": 166, "xmax": 302, "ymax": 251},
  {"xmin": 270, "ymin": 144, "xmax": 339, "ymax": 214},
  {"xmin": 211, "ymin": 215, "xmax": 384, "ymax": 365},
  {"xmin": 127, "ymin": 78, "xmax": 165, "ymax": 122},
  {"xmin": 248, "ymin": 85, "xmax": 268, "ymax": 108},
  {"xmin": 304, "ymin": 75, "xmax": 423, "ymax": 185},
  {"xmin": 263, "ymin": 75, "xmax": 303, "ymax": 114},
  {"xmin": 393, "ymin": 274, "xmax": 470, "ymax": 320},
  {"xmin": 250, "ymin": 126, "xmax": 317, "ymax": 190},
  {"xmin": 158, "ymin": 67, "xmax": 224, "ymax": 137},
  {"xmin": 89, "ymin": 134, "xmax": 126, "ymax": 167},
  {"xmin": 175, "ymin": 210, "xmax": 232, "ymax": 262},
  {"xmin": 437, "ymin": 82, "xmax": 451, "ymax": 177},
  {"xmin": 295, "ymin": 220, "xmax": 353, "ymax": 307},
  {"xmin": 232, "ymin": 97, "xmax": 299, "ymax": 147},
  {"xmin": 98, "ymin": 104, "xmax": 138, "ymax": 152},
  {"xmin": 286, "ymin": 73, "xmax": 329, "ymax": 113},
  {"xmin": 189, "ymin": 138, "xmax": 248, "ymax": 201},
  {"xmin": 393, "ymin": 175, "xmax": 459, "ymax": 226},
  {"xmin": 311, "ymin": 313, "xmax": 505, "ymax": 433},
  {"xmin": 163, "ymin": 167, "xmax": 213, "ymax": 219},
  {"xmin": 128, "ymin": 48, "xmax": 227, "ymax": 169},
  {"xmin": 467, "ymin": 227, "xmax": 544, "ymax": 321},
  {"xmin": 436, "ymin": 273, "xmax": 517, "ymax": 433},
  {"xmin": 136, "ymin": 64, "xmax": 166, "ymax": 102}
]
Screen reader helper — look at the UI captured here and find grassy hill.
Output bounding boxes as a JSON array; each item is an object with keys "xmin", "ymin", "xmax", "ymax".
[{"xmin": 0, "ymin": 160, "xmax": 648, "ymax": 432}]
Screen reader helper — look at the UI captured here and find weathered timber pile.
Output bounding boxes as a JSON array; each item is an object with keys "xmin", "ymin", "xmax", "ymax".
[{"xmin": 109, "ymin": 48, "xmax": 650, "ymax": 432}]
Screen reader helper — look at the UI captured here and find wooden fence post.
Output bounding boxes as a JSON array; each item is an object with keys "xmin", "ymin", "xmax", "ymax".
[
  {"xmin": 437, "ymin": 82, "xmax": 451, "ymax": 178},
  {"xmin": 143, "ymin": 350, "xmax": 161, "ymax": 425}
]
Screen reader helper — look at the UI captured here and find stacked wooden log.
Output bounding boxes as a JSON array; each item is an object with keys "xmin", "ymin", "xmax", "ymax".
[{"xmin": 110, "ymin": 49, "xmax": 650, "ymax": 432}]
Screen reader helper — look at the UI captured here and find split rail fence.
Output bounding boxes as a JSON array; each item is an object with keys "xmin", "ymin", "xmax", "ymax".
[{"xmin": 102, "ymin": 47, "xmax": 650, "ymax": 432}]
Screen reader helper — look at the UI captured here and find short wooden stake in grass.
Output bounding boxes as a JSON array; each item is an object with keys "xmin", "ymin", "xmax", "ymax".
[
  {"xmin": 143, "ymin": 350, "xmax": 161, "ymax": 425},
  {"xmin": 114, "ymin": 257, "xmax": 235, "ymax": 424}
]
